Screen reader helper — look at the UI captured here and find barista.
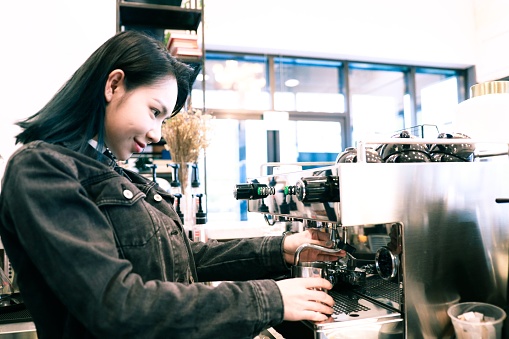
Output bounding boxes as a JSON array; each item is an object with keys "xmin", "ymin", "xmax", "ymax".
[{"xmin": 0, "ymin": 31, "xmax": 344, "ymax": 339}]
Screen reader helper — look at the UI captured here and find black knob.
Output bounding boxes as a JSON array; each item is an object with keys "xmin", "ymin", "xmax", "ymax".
[
  {"xmin": 290, "ymin": 176, "xmax": 340, "ymax": 203},
  {"xmin": 233, "ymin": 183, "xmax": 275, "ymax": 200}
]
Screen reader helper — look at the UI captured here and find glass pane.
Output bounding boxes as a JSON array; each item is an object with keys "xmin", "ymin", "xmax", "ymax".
[
  {"xmin": 295, "ymin": 120, "xmax": 342, "ymax": 168},
  {"xmin": 416, "ymin": 72, "xmax": 462, "ymax": 136},
  {"xmin": 349, "ymin": 66, "xmax": 406, "ymax": 142},
  {"xmin": 192, "ymin": 54, "xmax": 270, "ymax": 111},
  {"xmin": 205, "ymin": 118, "xmax": 343, "ymax": 223},
  {"xmin": 205, "ymin": 119, "xmax": 242, "ymax": 222},
  {"xmin": 274, "ymin": 57, "xmax": 344, "ymax": 113}
]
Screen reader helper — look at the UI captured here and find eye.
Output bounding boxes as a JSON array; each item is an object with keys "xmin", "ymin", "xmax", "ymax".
[{"xmin": 151, "ymin": 108, "xmax": 161, "ymax": 117}]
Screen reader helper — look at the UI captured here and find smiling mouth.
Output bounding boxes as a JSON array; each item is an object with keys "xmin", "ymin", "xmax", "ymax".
[{"xmin": 134, "ymin": 140, "xmax": 146, "ymax": 153}]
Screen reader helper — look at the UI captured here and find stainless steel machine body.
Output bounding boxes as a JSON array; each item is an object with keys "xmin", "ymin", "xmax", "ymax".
[{"xmin": 235, "ymin": 161, "xmax": 509, "ymax": 338}]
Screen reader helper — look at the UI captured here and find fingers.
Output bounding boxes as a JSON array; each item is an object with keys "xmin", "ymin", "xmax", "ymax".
[
  {"xmin": 317, "ymin": 252, "xmax": 346, "ymax": 261},
  {"xmin": 297, "ymin": 285, "xmax": 335, "ymax": 319},
  {"xmin": 300, "ymin": 277, "xmax": 333, "ymax": 291},
  {"xmin": 277, "ymin": 278, "xmax": 336, "ymax": 322},
  {"xmin": 307, "ymin": 229, "xmax": 329, "ymax": 241},
  {"xmin": 299, "ymin": 249, "xmax": 346, "ymax": 263},
  {"xmin": 307, "ymin": 289, "xmax": 335, "ymax": 308},
  {"xmin": 293, "ymin": 309, "xmax": 330, "ymax": 322},
  {"xmin": 306, "ymin": 230, "xmax": 342, "ymax": 250}
]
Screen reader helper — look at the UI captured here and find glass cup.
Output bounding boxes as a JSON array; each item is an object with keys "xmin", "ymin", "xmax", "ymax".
[
  {"xmin": 0, "ymin": 269, "xmax": 13, "ymax": 306},
  {"xmin": 447, "ymin": 302, "xmax": 506, "ymax": 339}
]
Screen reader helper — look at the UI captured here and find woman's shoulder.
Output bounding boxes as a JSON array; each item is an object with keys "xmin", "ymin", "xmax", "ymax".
[
  {"xmin": 10, "ymin": 141, "xmax": 80, "ymax": 163},
  {"xmin": 13, "ymin": 140, "xmax": 70, "ymax": 154},
  {"xmin": 7, "ymin": 141, "xmax": 107, "ymax": 174}
]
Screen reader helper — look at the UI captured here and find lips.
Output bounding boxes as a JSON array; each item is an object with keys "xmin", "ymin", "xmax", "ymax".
[{"xmin": 134, "ymin": 140, "xmax": 146, "ymax": 153}]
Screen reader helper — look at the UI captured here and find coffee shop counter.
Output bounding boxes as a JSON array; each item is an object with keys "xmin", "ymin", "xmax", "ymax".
[
  {"xmin": 203, "ymin": 217, "xmax": 297, "ymax": 242},
  {"xmin": 0, "ymin": 322, "xmax": 36, "ymax": 338}
]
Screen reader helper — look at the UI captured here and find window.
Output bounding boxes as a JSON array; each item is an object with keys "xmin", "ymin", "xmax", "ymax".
[
  {"xmin": 192, "ymin": 53, "xmax": 270, "ymax": 111},
  {"xmin": 415, "ymin": 68, "xmax": 465, "ymax": 136},
  {"xmin": 188, "ymin": 53, "xmax": 468, "ymax": 223},
  {"xmin": 205, "ymin": 118, "xmax": 344, "ymax": 222},
  {"xmin": 273, "ymin": 57, "xmax": 344, "ymax": 113},
  {"xmin": 348, "ymin": 63, "xmax": 407, "ymax": 142}
]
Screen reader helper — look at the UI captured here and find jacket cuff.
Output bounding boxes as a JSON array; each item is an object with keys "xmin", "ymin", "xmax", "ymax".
[
  {"xmin": 251, "ymin": 279, "xmax": 285, "ymax": 329},
  {"xmin": 261, "ymin": 236, "xmax": 291, "ymax": 272}
]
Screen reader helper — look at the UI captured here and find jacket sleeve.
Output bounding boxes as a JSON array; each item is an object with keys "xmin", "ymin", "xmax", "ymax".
[
  {"xmin": 0, "ymin": 145, "xmax": 284, "ymax": 339},
  {"xmin": 191, "ymin": 236, "xmax": 291, "ymax": 282}
]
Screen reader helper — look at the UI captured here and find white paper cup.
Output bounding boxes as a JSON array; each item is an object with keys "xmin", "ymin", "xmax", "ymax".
[{"xmin": 447, "ymin": 302, "xmax": 506, "ymax": 339}]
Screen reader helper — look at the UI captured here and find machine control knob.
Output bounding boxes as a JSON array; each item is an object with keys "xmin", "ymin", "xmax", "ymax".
[
  {"xmin": 233, "ymin": 183, "xmax": 275, "ymax": 200},
  {"xmin": 285, "ymin": 176, "xmax": 340, "ymax": 203}
]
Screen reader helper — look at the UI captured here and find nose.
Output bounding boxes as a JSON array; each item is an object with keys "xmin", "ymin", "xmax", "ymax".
[{"xmin": 147, "ymin": 126, "xmax": 162, "ymax": 144}]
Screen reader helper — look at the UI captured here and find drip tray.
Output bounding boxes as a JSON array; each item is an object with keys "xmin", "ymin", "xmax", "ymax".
[{"xmin": 305, "ymin": 289, "xmax": 402, "ymax": 335}]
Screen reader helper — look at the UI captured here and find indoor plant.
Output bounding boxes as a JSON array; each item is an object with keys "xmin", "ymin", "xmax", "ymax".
[{"xmin": 161, "ymin": 106, "xmax": 213, "ymax": 195}]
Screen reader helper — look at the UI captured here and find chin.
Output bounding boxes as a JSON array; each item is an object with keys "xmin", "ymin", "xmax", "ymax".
[
  {"xmin": 112, "ymin": 151, "xmax": 129, "ymax": 162},
  {"xmin": 118, "ymin": 155, "xmax": 131, "ymax": 161}
]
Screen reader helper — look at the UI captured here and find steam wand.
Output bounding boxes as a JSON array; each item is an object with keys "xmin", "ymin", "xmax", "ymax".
[{"xmin": 293, "ymin": 243, "xmax": 343, "ymax": 266}]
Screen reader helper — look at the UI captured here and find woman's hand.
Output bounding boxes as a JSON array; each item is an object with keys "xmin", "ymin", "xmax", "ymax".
[
  {"xmin": 276, "ymin": 278, "xmax": 334, "ymax": 322},
  {"xmin": 283, "ymin": 229, "xmax": 345, "ymax": 265}
]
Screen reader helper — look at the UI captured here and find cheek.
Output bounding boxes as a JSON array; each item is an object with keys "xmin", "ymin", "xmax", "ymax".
[
  {"xmin": 103, "ymin": 107, "xmax": 114, "ymax": 136},
  {"xmin": 103, "ymin": 103, "xmax": 129, "ymax": 141}
]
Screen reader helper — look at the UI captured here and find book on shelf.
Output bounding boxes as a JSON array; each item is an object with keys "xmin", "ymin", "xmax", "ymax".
[
  {"xmin": 168, "ymin": 39, "xmax": 199, "ymax": 50},
  {"xmin": 170, "ymin": 46, "xmax": 203, "ymax": 59},
  {"xmin": 166, "ymin": 33, "xmax": 199, "ymax": 50}
]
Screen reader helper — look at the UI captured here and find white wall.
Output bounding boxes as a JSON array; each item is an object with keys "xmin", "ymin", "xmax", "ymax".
[
  {"xmin": 1, "ymin": 0, "xmax": 508, "ymax": 174},
  {"xmin": 204, "ymin": 0, "xmax": 477, "ymax": 68},
  {"xmin": 472, "ymin": 0, "xmax": 509, "ymax": 82},
  {"xmin": 0, "ymin": 0, "xmax": 116, "ymax": 165}
]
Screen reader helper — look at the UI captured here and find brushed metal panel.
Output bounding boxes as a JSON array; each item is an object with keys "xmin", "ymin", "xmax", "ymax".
[{"xmin": 243, "ymin": 162, "xmax": 509, "ymax": 338}]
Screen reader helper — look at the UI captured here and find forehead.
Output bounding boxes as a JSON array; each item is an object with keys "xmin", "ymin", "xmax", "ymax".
[
  {"xmin": 132, "ymin": 77, "xmax": 178, "ymax": 100},
  {"xmin": 148, "ymin": 76, "xmax": 178, "ymax": 92}
]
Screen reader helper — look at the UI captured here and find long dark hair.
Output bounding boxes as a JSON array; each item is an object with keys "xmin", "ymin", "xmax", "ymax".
[{"xmin": 15, "ymin": 30, "xmax": 194, "ymax": 153}]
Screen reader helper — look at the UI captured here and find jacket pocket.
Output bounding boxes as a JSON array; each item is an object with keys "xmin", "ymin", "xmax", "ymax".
[{"xmin": 87, "ymin": 177, "xmax": 161, "ymax": 249}]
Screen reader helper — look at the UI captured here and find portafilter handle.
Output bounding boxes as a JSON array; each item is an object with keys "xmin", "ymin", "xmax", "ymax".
[{"xmin": 293, "ymin": 243, "xmax": 343, "ymax": 266}]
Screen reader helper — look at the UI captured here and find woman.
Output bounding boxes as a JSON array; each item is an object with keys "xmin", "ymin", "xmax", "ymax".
[{"xmin": 0, "ymin": 31, "xmax": 343, "ymax": 338}]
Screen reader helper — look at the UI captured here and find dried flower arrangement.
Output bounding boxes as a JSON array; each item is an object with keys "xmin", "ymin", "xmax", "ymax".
[{"xmin": 162, "ymin": 107, "xmax": 213, "ymax": 195}]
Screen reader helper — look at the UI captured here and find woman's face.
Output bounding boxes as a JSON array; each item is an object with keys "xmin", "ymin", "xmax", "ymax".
[{"xmin": 103, "ymin": 70, "xmax": 178, "ymax": 161}]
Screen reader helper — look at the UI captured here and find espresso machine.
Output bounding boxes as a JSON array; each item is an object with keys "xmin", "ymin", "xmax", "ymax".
[{"xmin": 233, "ymin": 141, "xmax": 509, "ymax": 338}]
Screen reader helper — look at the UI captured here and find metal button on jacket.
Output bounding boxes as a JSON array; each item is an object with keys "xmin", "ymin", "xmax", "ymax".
[
  {"xmin": 154, "ymin": 194, "xmax": 163, "ymax": 202},
  {"xmin": 123, "ymin": 189, "xmax": 134, "ymax": 200}
]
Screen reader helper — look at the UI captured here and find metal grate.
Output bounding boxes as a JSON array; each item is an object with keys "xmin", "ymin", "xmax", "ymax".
[
  {"xmin": 330, "ymin": 290, "xmax": 370, "ymax": 314},
  {"xmin": 0, "ymin": 308, "xmax": 32, "ymax": 325},
  {"xmin": 363, "ymin": 277, "xmax": 402, "ymax": 305}
]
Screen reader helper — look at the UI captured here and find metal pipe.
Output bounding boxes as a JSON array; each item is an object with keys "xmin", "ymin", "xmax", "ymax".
[{"xmin": 293, "ymin": 243, "xmax": 342, "ymax": 266}]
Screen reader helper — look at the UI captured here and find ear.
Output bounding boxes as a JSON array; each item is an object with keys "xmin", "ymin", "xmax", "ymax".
[{"xmin": 104, "ymin": 69, "xmax": 125, "ymax": 103}]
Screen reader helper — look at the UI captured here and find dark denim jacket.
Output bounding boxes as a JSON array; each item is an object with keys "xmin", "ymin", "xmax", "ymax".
[{"xmin": 0, "ymin": 141, "xmax": 289, "ymax": 339}]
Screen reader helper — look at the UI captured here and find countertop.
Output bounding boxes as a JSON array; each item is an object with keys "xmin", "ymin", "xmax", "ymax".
[{"xmin": 0, "ymin": 322, "xmax": 36, "ymax": 338}]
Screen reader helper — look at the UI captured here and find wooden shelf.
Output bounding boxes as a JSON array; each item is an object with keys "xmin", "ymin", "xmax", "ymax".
[{"xmin": 119, "ymin": 1, "xmax": 202, "ymax": 31}]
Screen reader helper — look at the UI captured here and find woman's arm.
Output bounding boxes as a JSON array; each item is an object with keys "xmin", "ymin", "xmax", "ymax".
[{"xmin": 0, "ymin": 144, "xmax": 284, "ymax": 339}]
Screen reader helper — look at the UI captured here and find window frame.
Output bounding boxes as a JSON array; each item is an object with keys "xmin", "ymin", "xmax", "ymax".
[{"xmin": 192, "ymin": 52, "xmax": 471, "ymax": 221}]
